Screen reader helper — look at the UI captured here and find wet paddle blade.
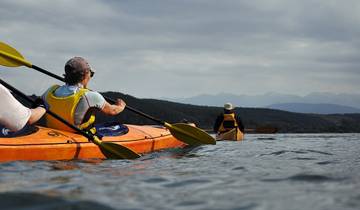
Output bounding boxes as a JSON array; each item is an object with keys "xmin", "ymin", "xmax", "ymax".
[
  {"xmin": 165, "ymin": 123, "xmax": 216, "ymax": 146},
  {"xmin": 0, "ymin": 42, "xmax": 31, "ymax": 67},
  {"xmin": 92, "ymin": 137, "xmax": 140, "ymax": 159}
]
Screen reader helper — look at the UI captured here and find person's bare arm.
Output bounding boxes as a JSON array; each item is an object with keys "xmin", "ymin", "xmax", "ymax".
[
  {"xmin": 101, "ymin": 99, "xmax": 126, "ymax": 116},
  {"xmin": 28, "ymin": 107, "xmax": 46, "ymax": 125}
]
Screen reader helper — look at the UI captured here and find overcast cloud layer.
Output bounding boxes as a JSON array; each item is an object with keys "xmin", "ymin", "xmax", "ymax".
[{"xmin": 1, "ymin": 0, "xmax": 359, "ymax": 99}]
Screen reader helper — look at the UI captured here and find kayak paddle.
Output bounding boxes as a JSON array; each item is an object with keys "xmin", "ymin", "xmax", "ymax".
[
  {"xmin": 0, "ymin": 41, "xmax": 216, "ymax": 146},
  {"xmin": 0, "ymin": 78, "xmax": 140, "ymax": 160}
]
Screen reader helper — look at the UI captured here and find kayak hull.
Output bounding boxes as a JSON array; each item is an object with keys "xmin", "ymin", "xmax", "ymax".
[
  {"xmin": 0, "ymin": 125, "xmax": 185, "ymax": 162},
  {"xmin": 216, "ymin": 128, "xmax": 244, "ymax": 141}
]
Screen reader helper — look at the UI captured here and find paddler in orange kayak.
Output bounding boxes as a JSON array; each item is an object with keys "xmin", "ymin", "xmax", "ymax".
[{"xmin": 41, "ymin": 57, "xmax": 126, "ymax": 133}]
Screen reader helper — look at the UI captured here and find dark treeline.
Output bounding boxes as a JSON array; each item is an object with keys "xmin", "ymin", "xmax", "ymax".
[
  {"xmin": 17, "ymin": 92, "xmax": 360, "ymax": 133},
  {"xmin": 96, "ymin": 92, "xmax": 360, "ymax": 133}
]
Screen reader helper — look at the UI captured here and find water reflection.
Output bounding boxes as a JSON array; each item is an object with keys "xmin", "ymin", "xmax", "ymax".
[{"xmin": 0, "ymin": 192, "xmax": 116, "ymax": 210}]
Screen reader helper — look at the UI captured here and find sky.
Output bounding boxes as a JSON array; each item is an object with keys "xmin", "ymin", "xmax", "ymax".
[{"xmin": 1, "ymin": 0, "xmax": 360, "ymax": 99}]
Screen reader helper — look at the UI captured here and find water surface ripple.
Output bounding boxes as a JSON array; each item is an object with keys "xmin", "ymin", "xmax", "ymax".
[{"xmin": 0, "ymin": 133, "xmax": 359, "ymax": 210}]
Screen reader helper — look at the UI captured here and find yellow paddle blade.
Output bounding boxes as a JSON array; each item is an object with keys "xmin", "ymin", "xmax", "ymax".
[
  {"xmin": 0, "ymin": 42, "xmax": 32, "ymax": 67},
  {"xmin": 165, "ymin": 122, "xmax": 216, "ymax": 146},
  {"xmin": 92, "ymin": 136, "xmax": 140, "ymax": 159}
]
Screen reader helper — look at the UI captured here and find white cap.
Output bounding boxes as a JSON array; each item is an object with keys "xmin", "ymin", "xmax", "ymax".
[{"xmin": 224, "ymin": 102, "xmax": 234, "ymax": 110}]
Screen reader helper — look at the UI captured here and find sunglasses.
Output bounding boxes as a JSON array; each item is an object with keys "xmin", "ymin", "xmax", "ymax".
[{"xmin": 89, "ymin": 69, "xmax": 95, "ymax": 78}]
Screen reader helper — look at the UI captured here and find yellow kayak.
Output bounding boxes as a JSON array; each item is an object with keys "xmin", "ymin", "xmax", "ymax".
[{"xmin": 216, "ymin": 128, "xmax": 244, "ymax": 141}]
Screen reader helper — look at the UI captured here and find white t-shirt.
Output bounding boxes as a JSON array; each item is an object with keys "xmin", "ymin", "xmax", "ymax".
[
  {"xmin": 42, "ymin": 84, "xmax": 106, "ymax": 126},
  {"xmin": 0, "ymin": 84, "xmax": 31, "ymax": 131}
]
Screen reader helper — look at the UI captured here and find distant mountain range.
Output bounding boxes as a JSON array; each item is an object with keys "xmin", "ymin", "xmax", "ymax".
[
  {"xmin": 166, "ymin": 92, "xmax": 360, "ymax": 114},
  {"xmin": 267, "ymin": 103, "xmax": 360, "ymax": 114}
]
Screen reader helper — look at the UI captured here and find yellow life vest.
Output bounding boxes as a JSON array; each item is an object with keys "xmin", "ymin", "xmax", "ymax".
[
  {"xmin": 45, "ymin": 85, "xmax": 96, "ymax": 132},
  {"xmin": 218, "ymin": 113, "xmax": 238, "ymax": 133}
]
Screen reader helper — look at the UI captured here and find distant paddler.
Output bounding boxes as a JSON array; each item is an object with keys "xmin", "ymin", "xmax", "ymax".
[{"xmin": 214, "ymin": 103, "xmax": 245, "ymax": 141}]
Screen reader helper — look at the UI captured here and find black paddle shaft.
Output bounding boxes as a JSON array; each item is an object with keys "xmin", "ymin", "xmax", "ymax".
[
  {"xmin": 31, "ymin": 65, "xmax": 165, "ymax": 125},
  {"xmin": 0, "ymin": 78, "xmax": 94, "ymax": 140},
  {"xmin": 33, "ymin": 65, "xmax": 65, "ymax": 82}
]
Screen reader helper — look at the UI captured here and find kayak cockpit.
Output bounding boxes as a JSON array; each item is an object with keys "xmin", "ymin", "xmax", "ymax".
[
  {"xmin": 0, "ymin": 125, "xmax": 39, "ymax": 138},
  {"xmin": 0, "ymin": 122, "xmax": 129, "ymax": 138}
]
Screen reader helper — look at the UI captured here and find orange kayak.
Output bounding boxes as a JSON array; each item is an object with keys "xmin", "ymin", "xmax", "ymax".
[{"xmin": 0, "ymin": 124, "xmax": 185, "ymax": 162}]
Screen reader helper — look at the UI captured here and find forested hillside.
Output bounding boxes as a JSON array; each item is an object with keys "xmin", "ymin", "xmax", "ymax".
[
  {"xmin": 96, "ymin": 92, "xmax": 360, "ymax": 133},
  {"xmin": 17, "ymin": 92, "xmax": 360, "ymax": 133}
]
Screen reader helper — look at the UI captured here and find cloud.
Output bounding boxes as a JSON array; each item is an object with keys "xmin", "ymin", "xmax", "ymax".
[{"xmin": 0, "ymin": 0, "xmax": 359, "ymax": 98}]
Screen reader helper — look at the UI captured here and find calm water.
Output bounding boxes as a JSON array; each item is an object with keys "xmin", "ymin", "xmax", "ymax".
[{"xmin": 0, "ymin": 133, "xmax": 359, "ymax": 210}]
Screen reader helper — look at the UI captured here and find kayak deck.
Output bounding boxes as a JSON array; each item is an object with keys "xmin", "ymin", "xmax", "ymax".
[
  {"xmin": 0, "ymin": 125, "xmax": 185, "ymax": 162},
  {"xmin": 216, "ymin": 128, "xmax": 244, "ymax": 141}
]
